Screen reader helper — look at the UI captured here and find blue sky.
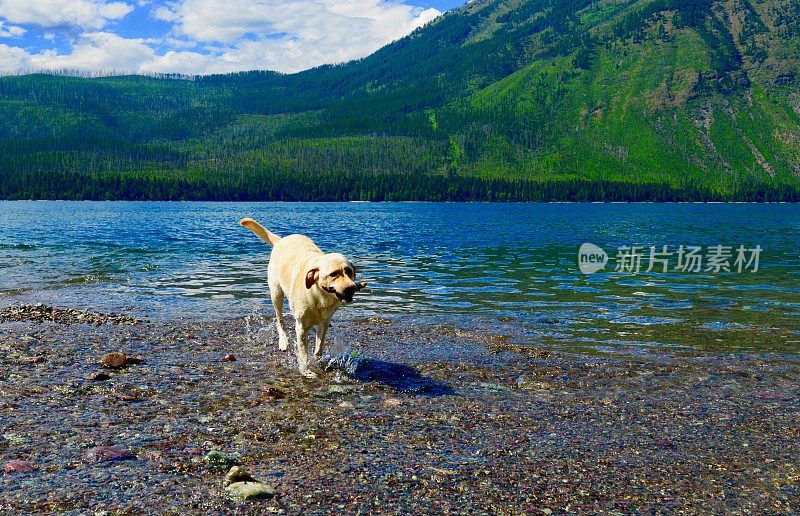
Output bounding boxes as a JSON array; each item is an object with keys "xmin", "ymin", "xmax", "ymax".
[{"xmin": 0, "ymin": 0, "xmax": 467, "ymax": 75}]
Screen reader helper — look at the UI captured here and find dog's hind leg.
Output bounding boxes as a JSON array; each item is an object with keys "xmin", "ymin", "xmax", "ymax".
[
  {"xmin": 313, "ymin": 320, "xmax": 329, "ymax": 360},
  {"xmin": 294, "ymin": 319, "xmax": 317, "ymax": 378},
  {"xmin": 269, "ymin": 283, "xmax": 290, "ymax": 352}
]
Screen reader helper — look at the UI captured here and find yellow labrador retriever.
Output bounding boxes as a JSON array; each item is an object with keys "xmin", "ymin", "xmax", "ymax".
[{"xmin": 240, "ymin": 218, "xmax": 366, "ymax": 378}]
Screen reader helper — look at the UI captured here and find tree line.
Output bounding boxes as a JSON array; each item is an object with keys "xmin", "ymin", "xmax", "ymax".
[{"xmin": 2, "ymin": 170, "xmax": 798, "ymax": 202}]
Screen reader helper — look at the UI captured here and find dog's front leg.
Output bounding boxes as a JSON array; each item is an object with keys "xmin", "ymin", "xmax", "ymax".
[
  {"xmin": 294, "ymin": 319, "xmax": 317, "ymax": 378},
  {"xmin": 270, "ymin": 288, "xmax": 289, "ymax": 351},
  {"xmin": 314, "ymin": 319, "xmax": 330, "ymax": 360}
]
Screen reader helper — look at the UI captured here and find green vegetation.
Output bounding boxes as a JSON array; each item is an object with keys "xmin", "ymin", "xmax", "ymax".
[{"xmin": 1, "ymin": 0, "xmax": 799, "ymax": 201}]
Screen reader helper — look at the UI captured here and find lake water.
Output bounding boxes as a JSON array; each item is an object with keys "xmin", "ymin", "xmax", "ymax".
[{"xmin": 1, "ymin": 201, "xmax": 798, "ymax": 355}]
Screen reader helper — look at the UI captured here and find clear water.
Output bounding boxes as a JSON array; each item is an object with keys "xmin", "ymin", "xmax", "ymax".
[{"xmin": 1, "ymin": 201, "xmax": 798, "ymax": 354}]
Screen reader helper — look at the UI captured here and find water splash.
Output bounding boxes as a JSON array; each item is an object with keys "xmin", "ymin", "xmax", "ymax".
[
  {"xmin": 323, "ymin": 350, "xmax": 363, "ymax": 376},
  {"xmin": 244, "ymin": 304, "xmax": 272, "ymax": 344},
  {"xmin": 323, "ymin": 351, "xmax": 454, "ymax": 395}
]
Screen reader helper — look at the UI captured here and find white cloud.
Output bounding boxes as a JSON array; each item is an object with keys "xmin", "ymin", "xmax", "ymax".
[
  {"xmin": 0, "ymin": 0, "xmax": 133, "ymax": 30},
  {"xmin": 152, "ymin": 5, "xmax": 179, "ymax": 22},
  {"xmin": 152, "ymin": 0, "xmax": 440, "ymax": 72},
  {"xmin": 163, "ymin": 37, "xmax": 200, "ymax": 49},
  {"xmin": 0, "ymin": 0, "xmax": 442, "ymax": 75},
  {"xmin": 0, "ymin": 32, "xmax": 204, "ymax": 74},
  {"xmin": 0, "ymin": 43, "xmax": 29, "ymax": 70},
  {"xmin": 34, "ymin": 32, "xmax": 154, "ymax": 71},
  {"xmin": 0, "ymin": 32, "xmax": 155, "ymax": 73},
  {"xmin": 146, "ymin": 50, "xmax": 211, "ymax": 74},
  {"xmin": 159, "ymin": 0, "xmax": 439, "ymax": 45},
  {"xmin": 0, "ymin": 21, "xmax": 25, "ymax": 37}
]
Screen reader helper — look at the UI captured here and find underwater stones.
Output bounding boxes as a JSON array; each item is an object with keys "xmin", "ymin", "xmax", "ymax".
[
  {"xmin": 261, "ymin": 386, "xmax": 286, "ymax": 401},
  {"xmin": 224, "ymin": 466, "xmax": 254, "ymax": 485},
  {"xmin": 100, "ymin": 352, "xmax": 128, "ymax": 369},
  {"xmin": 100, "ymin": 352, "xmax": 144, "ymax": 369},
  {"xmin": 225, "ymin": 481, "xmax": 277, "ymax": 501},
  {"xmin": 203, "ymin": 450, "xmax": 235, "ymax": 466},
  {"xmin": 326, "ymin": 384, "xmax": 354, "ymax": 395},
  {"xmin": 0, "ymin": 304, "xmax": 140, "ymax": 325},
  {"xmin": 86, "ymin": 446, "xmax": 135, "ymax": 462},
  {"xmin": 87, "ymin": 371, "xmax": 112, "ymax": 381},
  {"xmin": 182, "ymin": 447, "xmax": 203, "ymax": 457},
  {"xmin": 223, "ymin": 466, "xmax": 276, "ymax": 501},
  {"xmin": 4, "ymin": 459, "xmax": 37, "ymax": 474},
  {"xmin": 221, "ymin": 353, "xmax": 236, "ymax": 362}
]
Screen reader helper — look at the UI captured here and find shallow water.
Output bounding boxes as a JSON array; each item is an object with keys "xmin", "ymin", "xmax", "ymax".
[{"xmin": 0, "ymin": 201, "xmax": 798, "ymax": 354}]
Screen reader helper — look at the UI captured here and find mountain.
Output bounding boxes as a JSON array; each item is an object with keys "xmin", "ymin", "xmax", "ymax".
[{"xmin": 1, "ymin": 0, "xmax": 799, "ymax": 201}]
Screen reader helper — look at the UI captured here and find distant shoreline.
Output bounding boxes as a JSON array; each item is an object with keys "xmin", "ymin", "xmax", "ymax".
[
  {"xmin": 2, "ymin": 173, "xmax": 799, "ymax": 203},
  {"xmin": 1, "ymin": 199, "xmax": 799, "ymax": 204}
]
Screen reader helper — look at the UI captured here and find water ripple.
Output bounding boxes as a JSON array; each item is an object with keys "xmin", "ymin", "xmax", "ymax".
[{"xmin": 1, "ymin": 201, "xmax": 798, "ymax": 354}]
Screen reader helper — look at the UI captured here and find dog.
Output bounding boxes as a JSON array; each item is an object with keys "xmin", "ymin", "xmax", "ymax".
[{"xmin": 240, "ymin": 217, "xmax": 366, "ymax": 378}]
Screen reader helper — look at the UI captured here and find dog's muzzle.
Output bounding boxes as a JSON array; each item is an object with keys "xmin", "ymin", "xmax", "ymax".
[
  {"xmin": 323, "ymin": 285, "xmax": 355, "ymax": 303},
  {"xmin": 341, "ymin": 285, "xmax": 356, "ymax": 303}
]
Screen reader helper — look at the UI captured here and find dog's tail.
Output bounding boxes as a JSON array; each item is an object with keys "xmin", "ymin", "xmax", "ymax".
[{"xmin": 240, "ymin": 218, "xmax": 281, "ymax": 246}]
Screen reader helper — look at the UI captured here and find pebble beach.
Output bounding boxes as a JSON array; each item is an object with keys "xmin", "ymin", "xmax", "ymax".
[{"xmin": 1, "ymin": 304, "xmax": 797, "ymax": 513}]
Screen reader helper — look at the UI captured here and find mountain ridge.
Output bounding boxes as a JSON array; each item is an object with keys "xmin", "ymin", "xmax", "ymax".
[{"xmin": 1, "ymin": 0, "xmax": 799, "ymax": 201}]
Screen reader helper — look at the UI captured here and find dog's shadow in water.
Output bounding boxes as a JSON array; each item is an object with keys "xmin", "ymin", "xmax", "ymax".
[{"xmin": 326, "ymin": 355, "xmax": 454, "ymax": 396}]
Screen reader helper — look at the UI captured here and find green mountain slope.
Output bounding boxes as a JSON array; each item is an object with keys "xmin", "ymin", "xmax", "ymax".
[{"xmin": 1, "ymin": 0, "xmax": 799, "ymax": 201}]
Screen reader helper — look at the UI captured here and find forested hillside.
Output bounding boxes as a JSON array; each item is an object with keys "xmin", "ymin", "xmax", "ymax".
[{"xmin": 1, "ymin": 0, "xmax": 799, "ymax": 201}]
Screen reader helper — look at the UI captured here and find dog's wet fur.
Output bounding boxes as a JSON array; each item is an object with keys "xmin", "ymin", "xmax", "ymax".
[{"xmin": 240, "ymin": 218, "xmax": 366, "ymax": 378}]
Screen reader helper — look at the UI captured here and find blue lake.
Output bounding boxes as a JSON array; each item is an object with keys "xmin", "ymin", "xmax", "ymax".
[{"xmin": 1, "ymin": 201, "xmax": 798, "ymax": 354}]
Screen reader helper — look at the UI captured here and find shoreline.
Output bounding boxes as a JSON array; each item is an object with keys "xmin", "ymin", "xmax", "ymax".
[
  {"xmin": 2, "ymin": 199, "xmax": 800, "ymax": 204},
  {"xmin": 1, "ymin": 305, "xmax": 798, "ymax": 512}
]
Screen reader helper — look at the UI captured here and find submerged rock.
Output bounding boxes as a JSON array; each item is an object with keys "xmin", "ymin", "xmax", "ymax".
[
  {"xmin": 225, "ymin": 481, "xmax": 276, "ymax": 501},
  {"xmin": 224, "ymin": 466, "xmax": 255, "ymax": 486},
  {"xmin": 4, "ymin": 459, "xmax": 37, "ymax": 474},
  {"xmin": 86, "ymin": 446, "xmax": 135, "ymax": 462},
  {"xmin": 203, "ymin": 450, "xmax": 234, "ymax": 466},
  {"xmin": 325, "ymin": 384, "xmax": 354, "ymax": 395},
  {"xmin": 87, "ymin": 371, "xmax": 112, "ymax": 381},
  {"xmin": 100, "ymin": 352, "xmax": 143, "ymax": 369},
  {"xmin": 383, "ymin": 397, "xmax": 403, "ymax": 407},
  {"xmin": 0, "ymin": 304, "xmax": 140, "ymax": 325},
  {"xmin": 222, "ymin": 466, "xmax": 276, "ymax": 501},
  {"xmin": 100, "ymin": 352, "xmax": 128, "ymax": 369},
  {"xmin": 261, "ymin": 386, "xmax": 286, "ymax": 400}
]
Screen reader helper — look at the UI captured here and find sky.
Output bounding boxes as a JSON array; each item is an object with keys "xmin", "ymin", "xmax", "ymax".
[{"xmin": 0, "ymin": 0, "xmax": 466, "ymax": 75}]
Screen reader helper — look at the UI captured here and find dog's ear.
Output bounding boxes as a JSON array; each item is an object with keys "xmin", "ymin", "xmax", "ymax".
[
  {"xmin": 305, "ymin": 268, "xmax": 319, "ymax": 289},
  {"xmin": 355, "ymin": 281, "xmax": 368, "ymax": 291}
]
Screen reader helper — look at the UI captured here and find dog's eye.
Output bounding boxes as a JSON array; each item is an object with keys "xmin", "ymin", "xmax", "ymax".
[
  {"xmin": 329, "ymin": 271, "xmax": 339, "ymax": 278},
  {"xmin": 345, "ymin": 267, "xmax": 353, "ymax": 277}
]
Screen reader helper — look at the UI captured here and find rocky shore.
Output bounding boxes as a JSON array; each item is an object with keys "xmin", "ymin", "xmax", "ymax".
[
  {"xmin": 0, "ymin": 304, "xmax": 797, "ymax": 513},
  {"xmin": 0, "ymin": 304, "xmax": 140, "ymax": 326}
]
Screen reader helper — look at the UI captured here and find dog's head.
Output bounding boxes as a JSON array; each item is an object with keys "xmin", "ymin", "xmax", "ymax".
[{"xmin": 305, "ymin": 253, "xmax": 367, "ymax": 304}]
